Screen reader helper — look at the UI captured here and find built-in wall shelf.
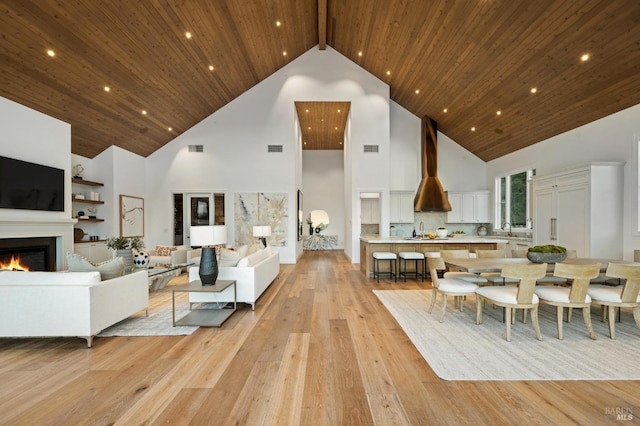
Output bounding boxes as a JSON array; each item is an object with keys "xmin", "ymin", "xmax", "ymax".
[
  {"xmin": 72, "ymin": 197, "xmax": 104, "ymax": 204},
  {"xmin": 72, "ymin": 177, "xmax": 103, "ymax": 186}
]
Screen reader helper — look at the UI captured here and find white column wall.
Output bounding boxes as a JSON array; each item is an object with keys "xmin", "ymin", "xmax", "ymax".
[{"xmin": 146, "ymin": 46, "xmax": 389, "ymax": 264}]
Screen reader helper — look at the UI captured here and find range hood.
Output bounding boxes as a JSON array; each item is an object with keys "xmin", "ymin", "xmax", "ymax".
[{"xmin": 414, "ymin": 116, "xmax": 452, "ymax": 212}]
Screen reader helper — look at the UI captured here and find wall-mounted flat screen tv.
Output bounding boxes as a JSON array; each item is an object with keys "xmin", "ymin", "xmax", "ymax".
[{"xmin": 0, "ymin": 156, "xmax": 64, "ymax": 212}]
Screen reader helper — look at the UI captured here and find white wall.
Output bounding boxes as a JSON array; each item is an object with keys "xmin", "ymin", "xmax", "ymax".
[
  {"xmin": 146, "ymin": 46, "xmax": 389, "ymax": 264},
  {"xmin": 302, "ymin": 150, "xmax": 345, "ymax": 248},
  {"xmin": 487, "ymin": 103, "xmax": 640, "ymax": 260}
]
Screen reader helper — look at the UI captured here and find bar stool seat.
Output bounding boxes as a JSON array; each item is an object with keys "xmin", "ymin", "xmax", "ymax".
[
  {"xmin": 398, "ymin": 251, "xmax": 425, "ymax": 282},
  {"xmin": 373, "ymin": 252, "xmax": 397, "ymax": 282}
]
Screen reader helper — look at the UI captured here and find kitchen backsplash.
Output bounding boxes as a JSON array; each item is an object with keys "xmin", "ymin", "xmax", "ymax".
[{"xmin": 391, "ymin": 212, "xmax": 491, "ymax": 237}]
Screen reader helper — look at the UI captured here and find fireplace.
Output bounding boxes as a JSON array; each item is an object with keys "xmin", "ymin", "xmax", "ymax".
[{"xmin": 0, "ymin": 237, "xmax": 57, "ymax": 271}]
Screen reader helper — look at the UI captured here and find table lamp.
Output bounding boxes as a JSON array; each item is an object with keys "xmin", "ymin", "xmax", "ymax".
[
  {"xmin": 190, "ymin": 225, "xmax": 227, "ymax": 286},
  {"xmin": 252, "ymin": 225, "xmax": 271, "ymax": 247}
]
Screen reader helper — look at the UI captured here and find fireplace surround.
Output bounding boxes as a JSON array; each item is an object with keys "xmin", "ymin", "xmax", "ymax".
[{"xmin": 0, "ymin": 237, "xmax": 57, "ymax": 271}]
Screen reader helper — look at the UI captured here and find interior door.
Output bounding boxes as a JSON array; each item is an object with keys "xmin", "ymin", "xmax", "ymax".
[{"xmin": 185, "ymin": 193, "xmax": 212, "ymax": 246}]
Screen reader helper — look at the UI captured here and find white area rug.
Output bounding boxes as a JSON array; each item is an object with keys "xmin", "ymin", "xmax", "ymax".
[
  {"xmin": 98, "ymin": 291, "xmax": 199, "ymax": 337},
  {"xmin": 373, "ymin": 289, "xmax": 640, "ymax": 381}
]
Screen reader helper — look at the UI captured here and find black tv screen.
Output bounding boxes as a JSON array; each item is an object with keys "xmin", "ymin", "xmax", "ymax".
[{"xmin": 0, "ymin": 156, "xmax": 64, "ymax": 212}]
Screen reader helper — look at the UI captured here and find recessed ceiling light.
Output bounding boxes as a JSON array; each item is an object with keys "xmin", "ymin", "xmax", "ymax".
[
  {"xmin": 581, "ymin": 53, "xmax": 590, "ymax": 62},
  {"xmin": 386, "ymin": 70, "xmax": 391, "ymax": 76},
  {"xmin": 141, "ymin": 110, "xmax": 147, "ymax": 115},
  {"xmin": 308, "ymin": 127, "xmax": 311, "ymax": 130},
  {"xmin": 46, "ymin": 49, "xmax": 55, "ymax": 57},
  {"xmin": 358, "ymin": 51, "xmax": 363, "ymax": 57},
  {"xmin": 168, "ymin": 127, "xmax": 173, "ymax": 131},
  {"xmin": 530, "ymin": 87, "xmax": 537, "ymax": 94},
  {"xmin": 283, "ymin": 51, "xmax": 287, "ymax": 56},
  {"xmin": 496, "ymin": 110, "xmax": 502, "ymax": 116},
  {"xmin": 304, "ymin": 141, "xmax": 307, "ymax": 145},
  {"xmin": 471, "ymin": 127, "xmax": 476, "ymax": 131},
  {"xmin": 185, "ymin": 32, "xmax": 192, "ymax": 39},
  {"xmin": 335, "ymin": 127, "xmax": 338, "ymax": 130},
  {"xmin": 276, "ymin": 20, "xmax": 281, "ymax": 27},
  {"xmin": 337, "ymin": 109, "xmax": 341, "ymax": 113},
  {"xmin": 305, "ymin": 109, "xmax": 309, "ymax": 113},
  {"xmin": 104, "ymin": 86, "xmax": 110, "ymax": 92},
  {"xmin": 443, "ymin": 108, "xmax": 448, "ymax": 113},
  {"xmin": 208, "ymin": 65, "xmax": 214, "ymax": 71},
  {"xmin": 415, "ymin": 89, "xmax": 420, "ymax": 94}
]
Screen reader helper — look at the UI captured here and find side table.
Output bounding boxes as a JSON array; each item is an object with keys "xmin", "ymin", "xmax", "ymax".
[{"xmin": 172, "ymin": 279, "xmax": 236, "ymax": 327}]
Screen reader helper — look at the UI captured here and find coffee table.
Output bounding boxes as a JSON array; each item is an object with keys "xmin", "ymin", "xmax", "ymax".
[
  {"xmin": 146, "ymin": 263, "xmax": 192, "ymax": 290},
  {"xmin": 172, "ymin": 279, "xmax": 236, "ymax": 327}
]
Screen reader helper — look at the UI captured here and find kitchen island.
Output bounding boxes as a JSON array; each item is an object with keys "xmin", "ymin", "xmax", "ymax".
[{"xmin": 360, "ymin": 236, "xmax": 508, "ymax": 278}]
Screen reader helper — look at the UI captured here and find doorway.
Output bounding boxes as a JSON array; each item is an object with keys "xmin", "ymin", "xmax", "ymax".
[{"xmin": 173, "ymin": 192, "xmax": 225, "ymax": 246}]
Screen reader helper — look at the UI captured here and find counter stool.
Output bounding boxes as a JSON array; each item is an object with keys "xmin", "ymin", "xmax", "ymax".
[
  {"xmin": 372, "ymin": 252, "xmax": 397, "ymax": 282},
  {"xmin": 398, "ymin": 252, "xmax": 425, "ymax": 282}
]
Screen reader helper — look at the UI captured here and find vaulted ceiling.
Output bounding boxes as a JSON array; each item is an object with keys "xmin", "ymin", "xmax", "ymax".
[{"xmin": 1, "ymin": 1, "xmax": 639, "ymax": 161}]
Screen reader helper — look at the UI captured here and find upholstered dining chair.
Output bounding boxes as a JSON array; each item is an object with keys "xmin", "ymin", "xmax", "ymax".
[
  {"xmin": 476, "ymin": 262, "xmax": 547, "ymax": 341},
  {"xmin": 441, "ymin": 249, "xmax": 488, "ymax": 285},
  {"xmin": 587, "ymin": 263, "xmax": 640, "ymax": 339},
  {"xmin": 427, "ymin": 257, "xmax": 479, "ymax": 323},
  {"xmin": 535, "ymin": 262, "xmax": 600, "ymax": 340}
]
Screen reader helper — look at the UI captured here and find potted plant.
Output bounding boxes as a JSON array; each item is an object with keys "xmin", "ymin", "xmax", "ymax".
[{"xmin": 106, "ymin": 236, "xmax": 144, "ymax": 272}]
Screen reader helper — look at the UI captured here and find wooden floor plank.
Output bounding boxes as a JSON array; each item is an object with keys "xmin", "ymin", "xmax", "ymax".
[{"xmin": 1, "ymin": 251, "xmax": 639, "ymax": 425}]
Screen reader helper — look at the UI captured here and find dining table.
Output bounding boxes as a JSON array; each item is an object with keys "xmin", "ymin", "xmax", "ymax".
[{"xmin": 443, "ymin": 257, "xmax": 629, "ymax": 275}]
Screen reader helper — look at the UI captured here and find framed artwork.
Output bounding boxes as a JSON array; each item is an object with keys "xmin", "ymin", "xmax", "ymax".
[
  {"xmin": 120, "ymin": 195, "xmax": 144, "ymax": 237},
  {"xmin": 297, "ymin": 190, "xmax": 303, "ymax": 241}
]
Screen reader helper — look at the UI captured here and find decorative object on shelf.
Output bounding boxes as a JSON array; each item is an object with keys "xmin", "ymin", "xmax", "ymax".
[
  {"xmin": 190, "ymin": 225, "xmax": 227, "ymax": 286},
  {"xmin": 477, "ymin": 224, "xmax": 487, "ymax": 236},
  {"xmin": 72, "ymin": 164, "xmax": 84, "ymax": 178},
  {"xmin": 74, "ymin": 228, "xmax": 85, "ymax": 242},
  {"xmin": 527, "ymin": 245, "xmax": 567, "ymax": 264},
  {"xmin": 87, "ymin": 206, "xmax": 97, "ymax": 219},
  {"xmin": 120, "ymin": 195, "xmax": 144, "ymax": 237},
  {"xmin": 307, "ymin": 214, "xmax": 313, "ymax": 235},
  {"xmin": 133, "ymin": 251, "xmax": 150, "ymax": 269},
  {"xmin": 106, "ymin": 236, "xmax": 144, "ymax": 272},
  {"xmin": 436, "ymin": 227, "xmax": 448, "ymax": 239},
  {"xmin": 252, "ymin": 225, "xmax": 271, "ymax": 247}
]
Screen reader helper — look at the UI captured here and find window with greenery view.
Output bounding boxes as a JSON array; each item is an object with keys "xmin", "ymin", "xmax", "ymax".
[{"xmin": 495, "ymin": 169, "xmax": 535, "ymax": 230}]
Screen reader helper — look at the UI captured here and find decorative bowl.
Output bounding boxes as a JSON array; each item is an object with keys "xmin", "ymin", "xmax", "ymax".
[
  {"xmin": 526, "ymin": 252, "xmax": 567, "ymax": 264},
  {"xmin": 436, "ymin": 229, "xmax": 448, "ymax": 239}
]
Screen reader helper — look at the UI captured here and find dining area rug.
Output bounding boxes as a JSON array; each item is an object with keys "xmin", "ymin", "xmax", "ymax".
[{"xmin": 373, "ymin": 289, "xmax": 640, "ymax": 381}]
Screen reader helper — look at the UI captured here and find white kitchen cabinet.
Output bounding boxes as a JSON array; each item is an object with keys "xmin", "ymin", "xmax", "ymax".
[
  {"xmin": 390, "ymin": 191, "xmax": 415, "ymax": 223},
  {"xmin": 447, "ymin": 191, "xmax": 490, "ymax": 223},
  {"xmin": 532, "ymin": 162, "xmax": 623, "ymax": 258},
  {"xmin": 361, "ymin": 198, "xmax": 380, "ymax": 224},
  {"xmin": 74, "ymin": 242, "xmax": 110, "ymax": 264}
]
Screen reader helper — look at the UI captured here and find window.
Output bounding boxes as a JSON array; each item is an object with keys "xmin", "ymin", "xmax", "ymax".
[{"xmin": 495, "ymin": 169, "xmax": 535, "ymax": 231}]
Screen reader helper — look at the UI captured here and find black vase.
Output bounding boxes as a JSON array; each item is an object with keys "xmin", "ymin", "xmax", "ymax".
[
  {"xmin": 309, "ymin": 224, "xmax": 314, "ymax": 235},
  {"xmin": 199, "ymin": 247, "xmax": 219, "ymax": 286}
]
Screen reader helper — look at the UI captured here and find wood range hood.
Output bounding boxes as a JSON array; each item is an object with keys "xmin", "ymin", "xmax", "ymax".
[{"xmin": 414, "ymin": 116, "xmax": 452, "ymax": 212}]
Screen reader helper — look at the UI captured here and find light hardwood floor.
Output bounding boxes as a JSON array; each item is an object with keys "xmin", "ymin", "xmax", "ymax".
[{"xmin": 1, "ymin": 251, "xmax": 639, "ymax": 425}]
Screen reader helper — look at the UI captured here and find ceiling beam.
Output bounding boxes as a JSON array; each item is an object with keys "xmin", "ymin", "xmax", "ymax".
[{"xmin": 318, "ymin": 0, "xmax": 327, "ymax": 50}]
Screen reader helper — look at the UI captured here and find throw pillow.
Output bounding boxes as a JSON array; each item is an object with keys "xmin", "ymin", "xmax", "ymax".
[
  {"xmin": 219, "ymin": 248, "xmax": 242, "ymax": 267},
  {"xmin": 155, "ymin": 245, "xmax": 177, "ymax": 257},
  {"xmin": 95, "ymin": 256, "xmax": 125, "ymax": 280},
  {"xmin": 66, "ymin": 252, "xmax": 125, "ymax": 280}
]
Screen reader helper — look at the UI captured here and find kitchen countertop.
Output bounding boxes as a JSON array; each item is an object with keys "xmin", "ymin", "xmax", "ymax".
[{"xmin": 360, "ymin": 236, "xmax": 509, "ymax": 244}]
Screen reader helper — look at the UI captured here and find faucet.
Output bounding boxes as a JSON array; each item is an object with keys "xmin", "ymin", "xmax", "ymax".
[
  {"xmin": 502, "ymin": 222, "xmax": 512, "ymax": 237},
  {"xmin": 419, "ymin": 221, "xmax": 424, "ymax": 238}
]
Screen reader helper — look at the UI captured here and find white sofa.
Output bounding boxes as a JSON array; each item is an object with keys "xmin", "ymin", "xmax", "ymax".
[
  {"xmin": 0, "ymin": 270, "xmax": 148, "ymax": 347},
  {"xmin": 188, "ymin": 248, "xmax": 279, "ymax": 310},
  {"xmin": 147, "ymin": 245, "xmax": 189, "ymax": 267}
]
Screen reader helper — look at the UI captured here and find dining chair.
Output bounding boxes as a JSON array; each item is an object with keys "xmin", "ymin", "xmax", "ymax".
[
  {"xmin": 476, "ymin": 262, "xmax": 547, "ymax": 341},
  {"xmin": 427, "ymin": 257, "xmax": 479, "ymax": 322},
  {"xmin": 534, "ymin": 262, "xmax": 600, "ymax": 340},
  {"xmin": 587, "ymin": 263, "xmax": 640, "ymax": 339},
  {"xmin": 476, "ymin": 249, "xmax": 519, "ymax": 285},
  {"xmin": 441, "ymin": 249, "xmax": 488, "ymax": 285}
]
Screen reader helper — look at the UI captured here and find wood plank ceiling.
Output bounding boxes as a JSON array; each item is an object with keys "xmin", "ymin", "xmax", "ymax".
[{"xmin": 1, "ymin": 1, "xmax": 639, "ymax": 161}]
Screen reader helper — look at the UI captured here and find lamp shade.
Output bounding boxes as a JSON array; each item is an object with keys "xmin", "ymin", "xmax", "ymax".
[
  {"xmin": 190, "ymin": 225, "xmax": 227, "ymax": 246},
  {"xmin": 252, "ymin": 225, "xmax": 272, "ymax": 237}
]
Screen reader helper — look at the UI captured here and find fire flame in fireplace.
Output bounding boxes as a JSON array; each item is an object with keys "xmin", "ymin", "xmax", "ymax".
[{"xmin": 0, "ymin": 256, "xmax": 29, "ymax": 271}]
